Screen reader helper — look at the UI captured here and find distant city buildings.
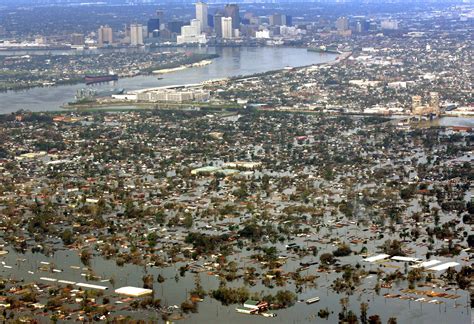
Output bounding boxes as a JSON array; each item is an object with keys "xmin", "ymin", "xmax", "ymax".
[
  {"xmin": 176, "ymin": 19, "xmax": 206, "ymax": 44},
  {"xmin": 381, "ymin": 19, "xmax": 399, "ymax": 30},
  {"xmin": 336, "ymin": 17, "xmax": 349, "ymax": 31},
  {"xmin": 214, "ymin": 13, "xmax": 224, "ymax": 38},
  {"xmin": 355, "ymin": 19, "xmax": 370, "ymax": 33},
  {"xmin": 196, "ymin": 1, "xmax": 208, "ymax": 32},
  {"xmin": 15, "ymin": 1, "xmax": 445, "ymax": 49},
  {"xmin": 269, "ymin": 13, "xmax": 291, "ymax": 26},
  {"xmin": 71, "ymin": 33, "xmax": 84, "ymax": 46},
  {"xmin": 221, "ymin": 17, "xmax": 233, "ymax": 39},
  {"xmin": 224, "ymin": 4, "xmax": 240, "ymax": 30},
  {"xmin": 168, "ymin": 20, "xmax": 185, "ymax": 34},
  {"xmin": 412, "ymin": 92, "xmax": 440, "ymax": 116},
  {"xmin": 255, "ymin": 29, "xmax": 270, "ymax": 39},
  {"xmin": 130, "ymin": 24, "xmax": 144, "ymax": 46},
  {"xmin": 97, "ymin": 25, "xmax": 113, "ymax": 47},
  {"xmin": 147, "ymin": 18, "xmax": 160, "ymax": 37}
]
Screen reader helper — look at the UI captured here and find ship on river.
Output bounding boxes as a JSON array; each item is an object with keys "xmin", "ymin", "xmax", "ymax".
[{"xmin": 84, "ymin": 74, "xmax": 118, "ymax": 84}]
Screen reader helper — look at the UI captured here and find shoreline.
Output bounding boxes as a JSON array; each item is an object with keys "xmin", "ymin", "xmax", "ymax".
[
  {"xmin": 0, "ymin": 46, "xmax": 335, "ymax": 94},
  {"xmin": 152, "ymin": 59, "xmax": 213, "ymax": 74},
  {"xmin": 0, "ymin": 54, "xmax": 218, "ymax": 93},
  {"xmin": 64, "ymin": 52, "xmax": 347, "ymax": 110}
]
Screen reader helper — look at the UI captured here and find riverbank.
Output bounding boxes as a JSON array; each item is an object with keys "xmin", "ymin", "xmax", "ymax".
[
  {"xmin": 152, "ymin": 59, "xmax": 214, "ymax": 74},
  {"xmin": 0, "ymin": 53, "xmax": 219, "ymax": 93},
  {"xmin": 230, "ymin": 51, "xmax": 351, "ymax": 81},
  {"xmin": 63, "ymin": 50, "xmax": 351, "ymax": 111},
  {"xmin": 0, "ymin": 47, "xmax": 339, "ymax": 114}
]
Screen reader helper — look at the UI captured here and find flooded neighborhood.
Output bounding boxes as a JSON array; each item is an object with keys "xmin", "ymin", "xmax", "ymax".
[
  {"xmin": 0, "ymin": 0, "xmax": 473, "ymax": 323},
  {"xmin": 0, "ymin": 110, "xmax": 472, "ymax": 322}
]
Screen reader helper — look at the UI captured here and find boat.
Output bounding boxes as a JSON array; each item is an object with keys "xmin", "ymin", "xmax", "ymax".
[
  {"xmin": 306, "ymin": 297, "xmax": 320, "ymax": 304},
  {"xmin": 84, "ymin": 74, "xmax": 118, "ymax": 84}
]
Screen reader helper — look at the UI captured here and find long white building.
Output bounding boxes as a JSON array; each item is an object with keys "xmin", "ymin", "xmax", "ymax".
[{"xmin": 136, "ymin": 88, "xmax": 210, "ymax": 103}]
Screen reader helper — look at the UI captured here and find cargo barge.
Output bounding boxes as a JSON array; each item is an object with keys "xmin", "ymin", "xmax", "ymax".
[{"xmin": 84, "ymin": 74, "xmax": 118, "ymax": 84}]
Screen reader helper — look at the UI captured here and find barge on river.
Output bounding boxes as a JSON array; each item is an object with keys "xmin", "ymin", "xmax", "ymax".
[{"xmin": 84, "ymin": 74, "xmax": 118, "ymax": 84}]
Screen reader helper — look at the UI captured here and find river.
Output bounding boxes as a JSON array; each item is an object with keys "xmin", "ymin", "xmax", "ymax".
[{"xmin": 0, "ymin": 46, "xmax": 338, "ymax": 114}]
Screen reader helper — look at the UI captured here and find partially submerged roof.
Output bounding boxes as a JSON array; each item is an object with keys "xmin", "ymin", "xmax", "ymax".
[
  {"xmin": 428, "ymin": 262, "xmax": 460, "ymax": 271},
  {"xmin": 411, "ymin": 260, "xmax": 442, "ymax": 269},
  {"xmin": 391, "ymin": 256, "xmax": 420, "ymax": 262},
  {"xmin": 364, "ymin": 254, "xmax": 390, "ymax": 262}
]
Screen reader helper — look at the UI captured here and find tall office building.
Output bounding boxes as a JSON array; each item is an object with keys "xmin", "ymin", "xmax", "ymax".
[
  {"xmin": 208, "ymin": 14, "xmax": 214, "ymax": 28},
  {"xmin": 222, "ymin": 17, "xmax": 233, "ymax": 39},
  {"xmin": 430, "ymin": 92, "xmax": 440, "ymax": 115},
  {"xmin": 336, "ymin": 17, "xmax": 349, "ymax": 31},
  {"xmin": 214, "ymin": 13, "xmax": 223, "ymax": 38},
  {"xmin": 269, "ymin": 13, "xmax": 283, "ymax": 26},
  {"xmin": 269, "ymin": 14, "xmax": 292, "ymax": 26},
  {"xmin": 195, "ymin": 1, "xmax": 208, "ymax": 31},
  {"xmin": 168, "ymin": 20, "xmax": 185, "ymax": 34},
  {"xmin": 156, "ymin": 10, "xmax": 164, "ymax": 22},
  {"xmin": 224, "ymin": 4, "xmax": 240, "ymax": 29},
  {"xmin": 190, "ymin": 19, "xmax": 202, "ymax": 35},
  {"xmin": 71, "ymin": 33, "xmax": 84, "ymax": 46},
  {"xmin": 356, "ymin": 20, "xmax": 370, "ymax": 33},
  {"xmin": 147, "ymin": 18, "xmax": 160, "ymax": 36},
  {"xmin": 98, "ymin": 25, "xmax": 113, "ymax": 47},
  {"xmin": 381, "ymin": 19, "xmax": 399, "ymax": 30},
  {"xmin": 412, "ymin": 95, "xmax": 422, "ymax": 112},
  {"xmin": 130, "ymin": 24, "xmax": 144, "ymax": 46},
  {"xmin": 177, "ymin": 19, "xmax": 206, "ymax": 44}
]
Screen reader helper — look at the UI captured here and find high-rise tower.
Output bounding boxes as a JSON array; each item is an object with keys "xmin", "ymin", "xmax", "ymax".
[
  {"xmin": 196, "ymin": 2, "xmax": 208, "ymax": 31},
  {"xmin": 430, "ymin": 92, "xmax": 440, "ymax": 116},
  {"xmin": 130, "ymin": 24, "xmax": 144, "ymax": 46},
  {"xmin": 98, "ymin": 25, "xmax": 113, "ymax": 47},
  {"xmin": 221, "ymin": 17, "xmax": 233, "ymax": 39},
  {"xmin": 224, "ymin": 4, "xmax": 240, "ymax": 30},
  {"xmin": 214, "ymin": 13, "xmax": 224, "ymax": 38}
]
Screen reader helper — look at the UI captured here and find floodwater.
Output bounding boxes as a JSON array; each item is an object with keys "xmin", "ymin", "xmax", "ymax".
[
  {"xmin": 0, "ymin": 46, "xmax": 472, "ymax": 322},
  {"xmin": 0, "ymin": 212, "xmax": 470, "ymax": 323}
]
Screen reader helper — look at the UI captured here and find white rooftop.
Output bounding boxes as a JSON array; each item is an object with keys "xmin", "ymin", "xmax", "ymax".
[
  {"xmin": 76, "ymin": 283, "xmax": 108, "ymax": 290},
  {"xmin": 364, "ymin": 254, "xmax": 390, "ymax": 262},
  {"xmin": 391, "ymin": 256, "xmax": 420, "ymax": 262},
  {"xmin": 428, "ymin": 262, "xmax": 460, "ymax": 271},
  {"xmin": 411, "ymin": 260, "xmax": 442, "ymax": 269},
  {"xmin": 115, "ymin": 286, "xmax": 153, "ymax": 297}
]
